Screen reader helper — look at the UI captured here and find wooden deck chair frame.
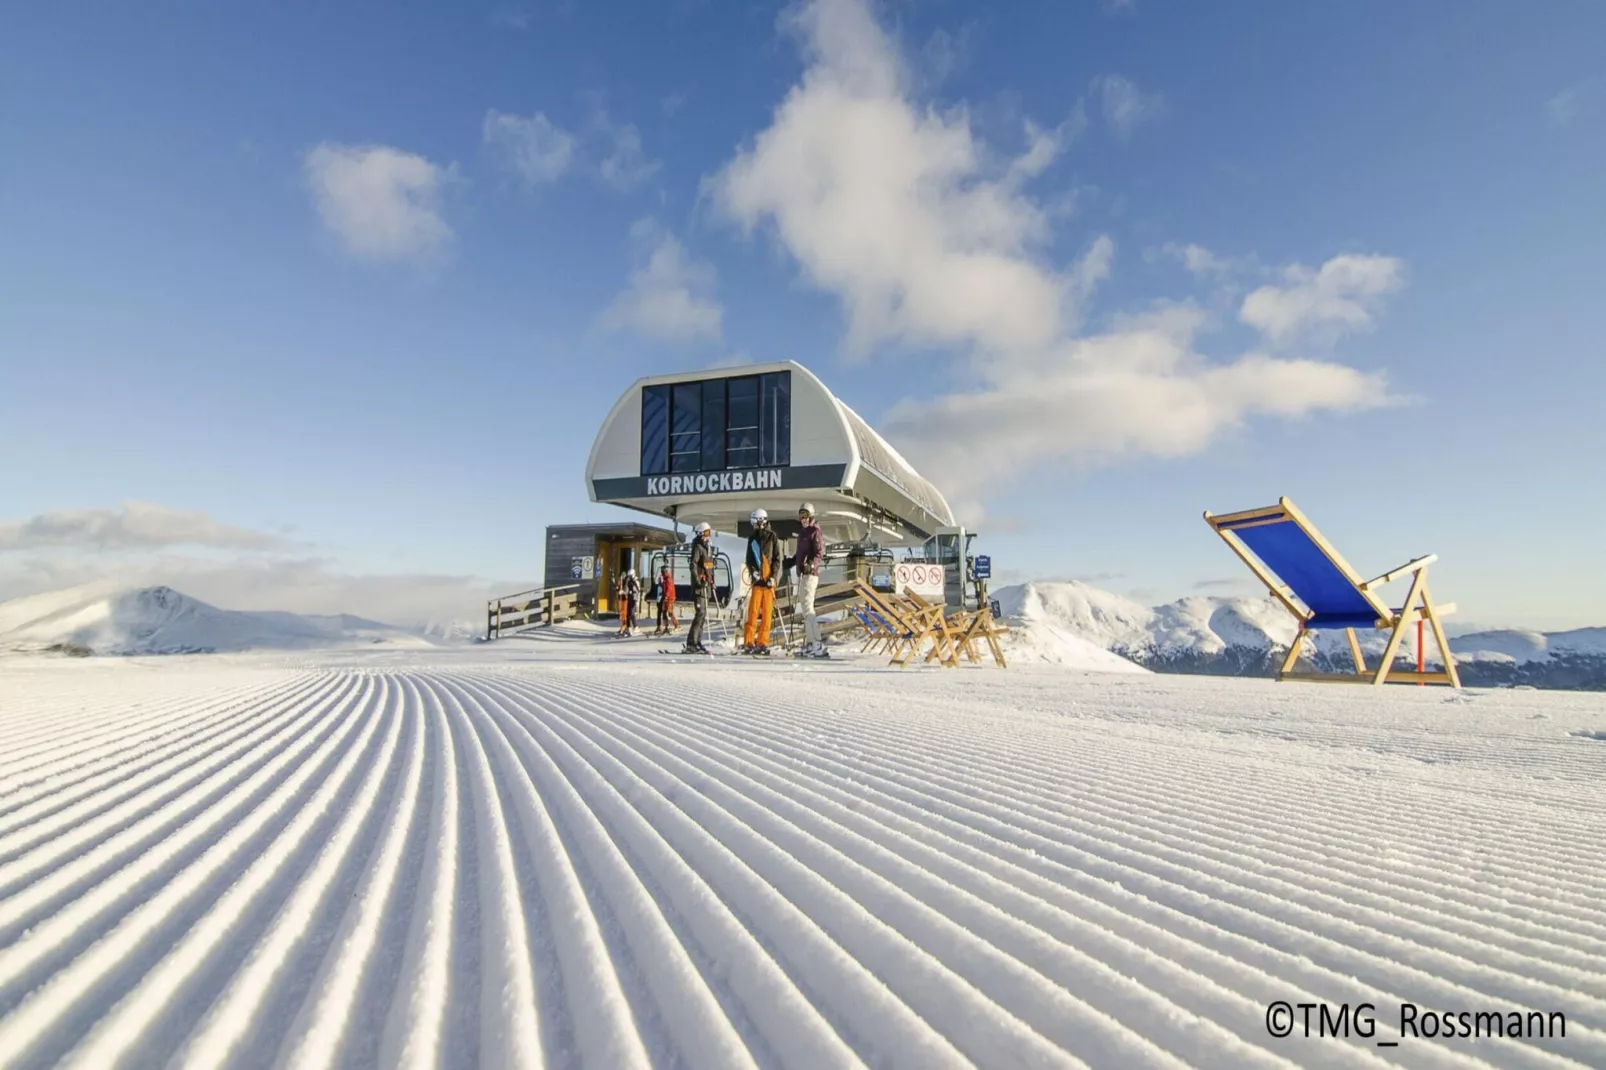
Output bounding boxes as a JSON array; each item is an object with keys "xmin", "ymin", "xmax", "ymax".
[
  {"xmin": 1203, "ymin": 497, "xmax": 1461, "ymax": 687},
  {"xmin": 877, "ymin": 590, "xmax": 948, "ymax": 668},
  {"xmin": 851, "ymin": 584, "xmax": 914, "ymax": 657},
  {"xmin": 857, "ymin": 585, "xmax": 944, "ymax": 668},
  {"xmin": 852, "ymin": 604, "xmax": 899, "ymax": 654},
  {"xmin": 948, "ymin": 605, "xmax": 1010, "ymax": 668},
  {"xmin": 902, "ymin": 592, "xmax": 963, "ymax": 668}
]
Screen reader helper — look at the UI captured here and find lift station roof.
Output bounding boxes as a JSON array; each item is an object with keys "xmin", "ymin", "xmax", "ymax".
[{"xmin": 585, "ymin": 360, "xmax": 954, "ymax": 544}]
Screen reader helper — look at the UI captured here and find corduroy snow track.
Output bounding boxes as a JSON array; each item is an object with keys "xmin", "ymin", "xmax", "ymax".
[{"xmin": 0, "ymin": 646, "xmax": 1603, "ymax": 1069}]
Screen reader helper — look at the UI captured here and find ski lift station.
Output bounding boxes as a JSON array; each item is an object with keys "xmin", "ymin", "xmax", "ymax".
[
  {"xmin": 585, "ymin": 360, "xmax": 954, "ymax": 544},
  {"xmin": 537, "ymin": 361, "xmax": 985, "ymax": 618}
]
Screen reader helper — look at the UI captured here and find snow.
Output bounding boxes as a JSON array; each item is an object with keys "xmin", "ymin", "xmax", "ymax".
[
  {"xmin": 995, "ymin": 580, "xmax": 1606, "ymax": 670},
  {"xmin": 1, "ymin": 634, "xmax": 1603, "ymax": 1068},
  {"xmin": 1445, "ymin": 627, "xmax": 1606, "ymax": 665},
  {"xmin": 996, "ymin": 580, "xmax": 1299, "ymax": 659},
  {"xmin": 990, "ymin": 583, "xmax": 1151, "ymax": 672},
  {"xmin": 0, "ymin": 584, "xmax": 442, "ymax": 655}
]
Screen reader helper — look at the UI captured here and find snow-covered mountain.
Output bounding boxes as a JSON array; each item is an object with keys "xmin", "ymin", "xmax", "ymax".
[
  {"xmin": 0, "ymin": 584, "xmax": 447, "ymax": 655},
  {"xmin": 996, "ymin": 580, "xmax": 1606, "ymax": 689}
]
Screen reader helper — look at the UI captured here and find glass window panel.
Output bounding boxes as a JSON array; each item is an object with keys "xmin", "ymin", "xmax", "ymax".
[
  {"xmin": 701, "ymin": 381, "xmax": 726, "ymax": 471},
  {"xmin": 760, "ymin": 371, "xmax": 791, "ymax": 466},
  {"xmin": 640, "ymin": 385, "xmax": 669, "ymax": 475},
  {"xmin": 725, "ymin": 376, "xmax": 759, "ymax": 469},
  {"xmin": 672, "ymin": 383, "xmax": 702, "ymax": 435},
  {"xmin": 669, "ymin": 382, "xmax": 702, "ymax": 473}
]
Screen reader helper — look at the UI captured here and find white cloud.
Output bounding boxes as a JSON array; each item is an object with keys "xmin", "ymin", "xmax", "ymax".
[
  {"xmin": 0, "ymin": 501, "xmax": 529, "ymax": 625},
  {"xmin": 883, "ymin": 306, "xmax": 1386, "ymax": 518},
  {"xmin": 1238, "ymin": 253, "xmax": 1405, "ymax": 345},
  {"xmin": 601, "ymin": 220, "xmax": 723, "ymax": 342},
  {"xmin": 303, "ymin": 142, "xmax": 454, "ymax": 262},
  {"xmin": 483, "ymin": 109, "xmax": 576, "ymax": 184},
  {"xmin": 479, "ymin": 105, "xmax": 657, "ymax": 192},
  {"xmin": 0, "ymin": 502, "xmax": 285, "ymax": 553},
  {"xmin": 1156, "ymin": 241, "xmax": 1236, "ymax": 279},
  {"xmin": 1545, "ymin": 87, "xmax": 1581, "ymax": 130},
  {"xmin": 707, "ymin": 0, "xmax": 1395, "ymax": 512},
  {"xmin": 1092, "ymin": 74, "xmax": 1164, "ymax": 140},
  {"xmin": 489, "ymin": 8, "xmax": 532, "ymax": 31},
  {"xmin": 595, "ymin": 114, "xmax": 660, "ymax": 191},
  {"xmin": 0, "ymin": 552, "xmax": 527, "ymax": 627},
  {"xmin": 709, "ymin": 0, "xmax": 1080, "ymax": 357},
  {"xmin": 918, "ymin": 25, "xmax": 975, "ymax": 88}
]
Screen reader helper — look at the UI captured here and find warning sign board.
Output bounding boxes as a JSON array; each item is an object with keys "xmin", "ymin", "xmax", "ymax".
[{"xmin": 894, "ymin": 562, "xmax": 945, "ymax": 599}]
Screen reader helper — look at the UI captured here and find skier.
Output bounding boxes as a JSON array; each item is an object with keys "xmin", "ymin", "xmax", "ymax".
[
  {"xmin": 789, "ymin": 502, "xmax": 828, "ymax": 658},
  {"xmin": 684, "ymin": 522, "xmax": 714, "ymax": 654},
  {"xmin": 742, "ymin": 508, "xmax": 781, "ymax": 655},
  {"xmin": 616, "ymin": 568, "xmax": 640, "ymax": 636},
  {"xmin": 653, "ymin": 561, "xmax": 677, "ymax": 636}
]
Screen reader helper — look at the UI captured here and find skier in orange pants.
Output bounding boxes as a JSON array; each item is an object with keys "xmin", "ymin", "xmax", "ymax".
[{"xmin": 742, "ymin": 508, "xmax": 781, "ymax": 654}]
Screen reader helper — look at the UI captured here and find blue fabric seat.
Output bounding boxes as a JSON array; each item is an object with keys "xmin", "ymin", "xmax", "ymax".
[
  {"xmin": 1204, "ymin": 497, "xmax": 1461, "ymax": 687},
  {"xmin": 1218, "ymin": 515, "xmax": 1383, "ymax": 626}
]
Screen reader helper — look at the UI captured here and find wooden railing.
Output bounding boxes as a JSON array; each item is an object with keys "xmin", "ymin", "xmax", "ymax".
[{"xmin": 486, "ymin": 585, "xmax": 580, "ymax": 639}]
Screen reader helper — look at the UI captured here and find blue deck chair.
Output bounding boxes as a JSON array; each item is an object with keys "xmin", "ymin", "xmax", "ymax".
[{"xmin": 1203, "ymin": 497, "xmax": 1460, "ymax": 687}]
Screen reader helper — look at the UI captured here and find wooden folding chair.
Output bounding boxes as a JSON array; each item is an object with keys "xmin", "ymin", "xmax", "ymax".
[
  {"xmin": 902, "ymin": 592, "xmax": 964, "ymax": 668},
  {"xmin": 946, "ymin": 604, "xmax": 1010, "ymax": 667},
  {"xmin": 1204, "ymin": 497, "xmax": 1460, "ymax": 686},
  {"xmin": 849, "ymin": 583, "xmax": 912, "ymax": 656},
  {"xmin": 859, "ymin": 586, "xmax": 944, "ymax": 668}
]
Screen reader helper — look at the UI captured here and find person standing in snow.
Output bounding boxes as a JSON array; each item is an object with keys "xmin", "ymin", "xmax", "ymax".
[
  {"xmin": 684, "ymin": 523, "xmax": 714, "ymax": 653},
  {"xmin": 653, "ymin": 562, "xmax": 677, "ymax": 636},
  {"xmin": 742, "ymin": 508, "xmax": 781, "ymax": 655},
  {"xmin": 616, "ymin": 568, "xmax": 640, "ymax": 636},
  {"xmin": 788, "ymin": 502, "xmax": 827, "ymax": 658}
]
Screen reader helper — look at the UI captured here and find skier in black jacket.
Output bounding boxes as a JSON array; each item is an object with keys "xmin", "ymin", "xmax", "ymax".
[{"xmin": 684, "ymin": 523, "xmax": 715, "ymax": 653}]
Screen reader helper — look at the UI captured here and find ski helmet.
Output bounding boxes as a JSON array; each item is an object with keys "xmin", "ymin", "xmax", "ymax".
[
  {"xmin": 798, "ymin": 502, "xmax": 815, "ymax": 518},
  {"xmin": 695, "ymin": 521, "xmax": 712, "ymax": 535},
  {"xmin": 750, "ymin": 508, "xmax": 768, "ymax": 526}
]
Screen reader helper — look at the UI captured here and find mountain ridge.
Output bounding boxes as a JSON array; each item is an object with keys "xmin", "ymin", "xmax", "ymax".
[
  {"xmin": 994, "ymin": 580, "xmax": 1606, "ymax": 690},
  {"xmin": 0, "ymin": 584, "xmax": 449, "ymax": 655}
]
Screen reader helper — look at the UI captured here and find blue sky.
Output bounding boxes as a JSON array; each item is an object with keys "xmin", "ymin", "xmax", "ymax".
[{"xmin": 2, "ymin": 0, "xmax": 1603, "ymax": 628}]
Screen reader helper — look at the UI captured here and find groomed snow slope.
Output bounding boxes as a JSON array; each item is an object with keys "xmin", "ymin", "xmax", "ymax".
[{"xmin": 1, "ymin": 644, "xmax": 1604, "ymax": 1068}]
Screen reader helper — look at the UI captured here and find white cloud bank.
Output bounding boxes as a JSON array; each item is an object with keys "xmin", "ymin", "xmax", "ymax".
[
  {"xmin": 707, "ymin": 0, "xmax": 1395, "ymax": 515},
  {"xmin": 303, "ymin": 142, "xmax": 454, "ymax": 262},
  {"xmin": 0, "ymin": 504, "xmax": 526, "ymax": 625},
  {"xmin": 0, "ymin": 502, "xmax": 285, "ymax": 553},
  {"xmin": 602, "ymin": 220, "xmax": 724, "ymax": 342}
]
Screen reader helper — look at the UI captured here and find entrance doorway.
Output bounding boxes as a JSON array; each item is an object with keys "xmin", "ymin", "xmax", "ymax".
[{"xmin": 594, "ymin": 538, "xmax": 660, "ymax": 616}]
